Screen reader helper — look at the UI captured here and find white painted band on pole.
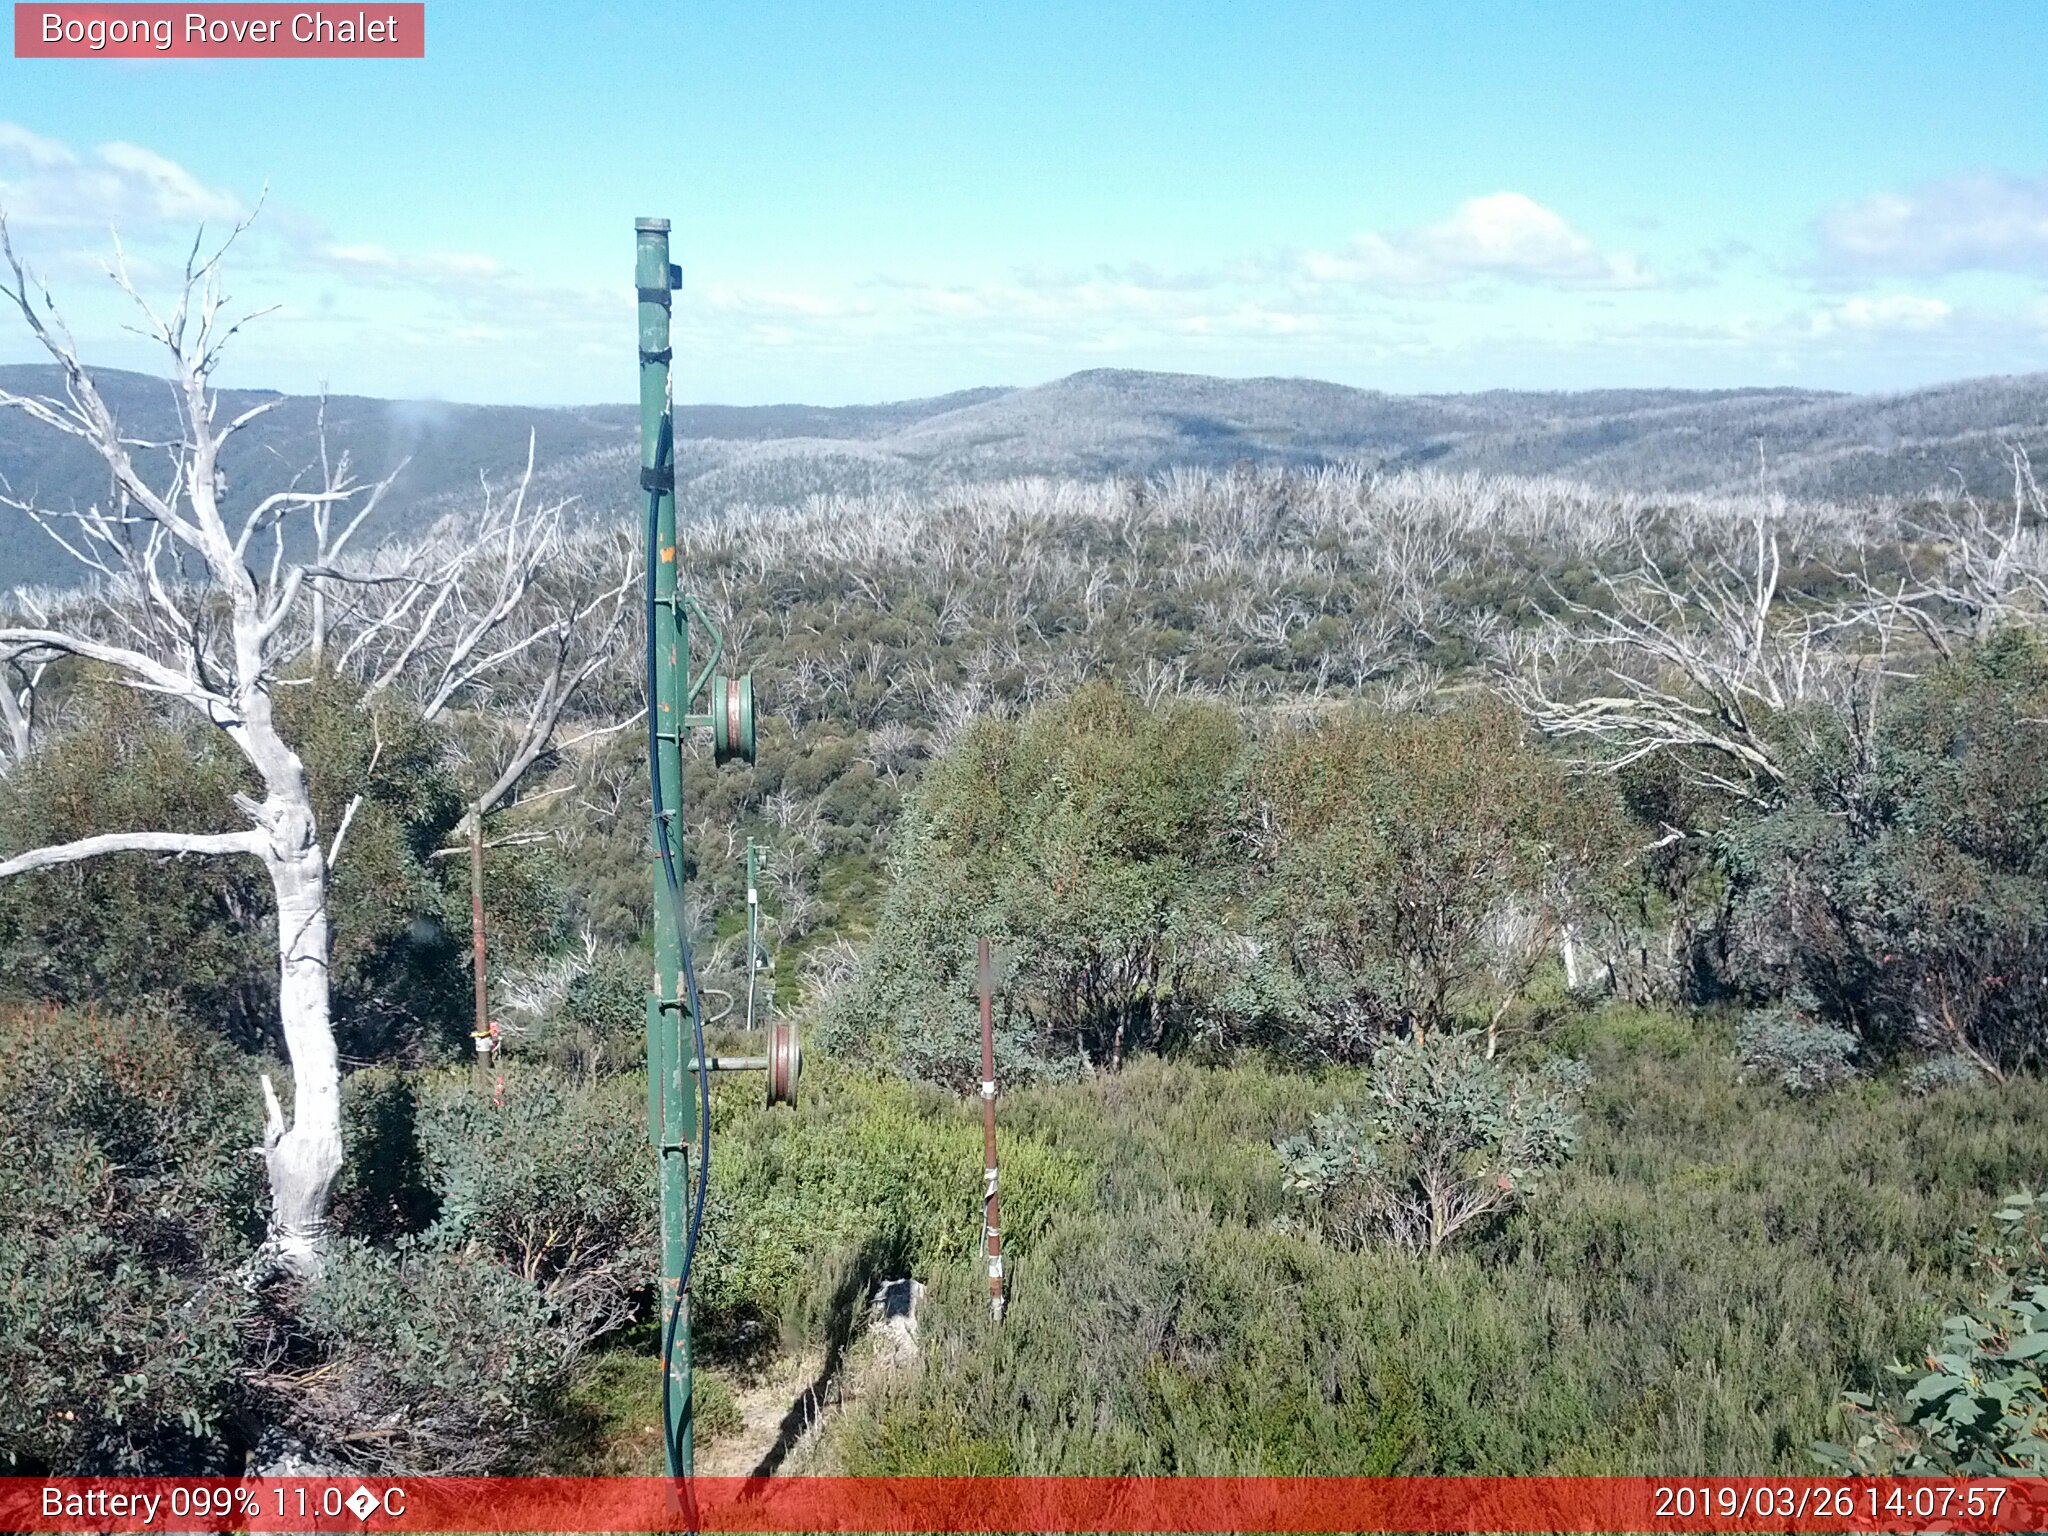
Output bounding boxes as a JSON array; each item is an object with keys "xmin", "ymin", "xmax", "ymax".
[{"xmin": 979, "ymin": 1079, "xmax": 996, "ymax": 1099}]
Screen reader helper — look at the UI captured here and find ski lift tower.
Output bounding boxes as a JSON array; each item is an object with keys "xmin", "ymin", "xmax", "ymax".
[{"xmin": 636, "ymin": 216, "xmax": 799, "ymax": 1481}]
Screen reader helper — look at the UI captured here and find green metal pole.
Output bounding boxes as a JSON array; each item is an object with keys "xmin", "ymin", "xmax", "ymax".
[
  {"xmin": 637, "ymin": 216, "xmax": 695, "ymax": 1481},
  {"xmin": 746, "ymin": 837, "xmax": 759, "ymax": 1032}
]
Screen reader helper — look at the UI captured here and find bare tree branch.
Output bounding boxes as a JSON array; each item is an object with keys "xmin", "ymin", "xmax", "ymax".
[
  {"xmin": 1502, "ymin": 508, "xmax": 1852, "ymax": 807},
  {"xmin": 0, "ymin": 827, "xmax": 264, "ymax": 877}
]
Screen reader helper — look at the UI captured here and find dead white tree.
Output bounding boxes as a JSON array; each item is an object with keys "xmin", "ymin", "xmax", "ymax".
[
  {"xmin": 1505, "ymin": 509, "xmax": 1822, "ymax": 808},
  {"xmin": 335, "ymin": 469, "xmax": 638, "ymax": 842},
  {"xmin": 857, "ymin": 720, "xmax": 927, "ymax": 784},
  {"xmin": 301, "ymin": 396, "xmax": 405, "ymax": 666},
  {"xmin": 0, "ymin": 215, "xmax": 630, "ymax": 1275},
  {"xmin": 0, "ymin": 213, "xmax": 362, "ymax": 1275},
  {"xmin": 1849, "ymin": 448, "xmax": 2048, "ymax": 656},
  {"xmin": 0, "ymin": 637, "xmax": 56, "ymax": 771}
]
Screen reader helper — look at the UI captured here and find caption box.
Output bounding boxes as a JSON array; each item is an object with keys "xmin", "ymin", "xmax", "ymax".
[
  {"xmin": 14, "ymin": 4, "xmax": 425, "ymax": 57},
  {"xmin": 7, "ymin": 1477, "xmax": 2048, "ymax": 1533}
]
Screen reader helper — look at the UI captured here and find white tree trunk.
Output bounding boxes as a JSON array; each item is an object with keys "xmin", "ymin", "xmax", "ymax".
[
  {"xmin": 0, "ymin": 676, "xmax": 30, "ymax": 768},
  {"xmin": 259, "ymin": 832, "xmax": 343, "ymax": 1276}
]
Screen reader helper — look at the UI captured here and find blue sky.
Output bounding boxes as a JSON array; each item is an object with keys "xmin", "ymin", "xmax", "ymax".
[{"xmin": 2, "ymin": 0, "xmax": 2046, "ymax": 404}]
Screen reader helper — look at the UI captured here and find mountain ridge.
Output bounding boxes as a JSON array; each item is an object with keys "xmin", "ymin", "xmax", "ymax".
[{"xmin": 4, "ymin": 363, "xmax": 2045, "ymax": 592}]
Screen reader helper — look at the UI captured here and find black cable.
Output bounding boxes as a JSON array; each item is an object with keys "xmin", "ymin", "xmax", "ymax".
[{"xmin": 645, "ymin": 414, "xmax": 712, "ymax": 1483}]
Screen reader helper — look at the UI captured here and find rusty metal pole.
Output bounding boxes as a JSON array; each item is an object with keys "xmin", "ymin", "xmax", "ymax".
[
  {"xmin": 979, "ymin": 937, "xmax": 1005, "ymax": 1321},
  {"xmin": 469, "ymin": 814, "xmax": 490, "ymax": 1088}
]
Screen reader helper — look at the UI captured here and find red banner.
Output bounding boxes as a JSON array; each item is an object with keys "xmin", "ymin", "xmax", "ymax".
[
  {"xmin": 13, "ymin": 4, "xmax": 424, "ymax": 57},
  {"xmin": 3, "ymin": 1477, "xmax": 2045, "ymax": 1533}
]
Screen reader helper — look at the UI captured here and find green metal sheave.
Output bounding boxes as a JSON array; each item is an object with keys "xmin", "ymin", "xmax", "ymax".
[{"xmin": 711, "ymin": 672, "xmax": 756, "ymax": 765}]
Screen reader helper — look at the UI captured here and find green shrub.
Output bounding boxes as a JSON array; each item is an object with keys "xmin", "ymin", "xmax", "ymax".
[
  {"xmin": 691, "ymin": 1057, "xmax": 1088, "ymax": 1344},
  {"xmin": 1736, "ymin": 1005, "xmax": 1859, "ymax": 1095},
  {"xmin": 0, "ymin": 674, "xmax": 531, "ymax": 1065},
  {"xmin": 0, "ymin": 690, "xmax": 270, "ymax": 1037},
  {"xmin": 512, "ymin": 946, "xmax": 650, "ymax": 1078},
  {"xmin": 1903, "ymin": 1055, "xmax": 1989, "ymax": 1097},
  {"xmin": 824, "ymin": 683, "xmax": 1241, "ymax": 1084},
  {"xmin": 1233, "ymin": 701, "xmax": 1619, "ymax": 1061},
  {"xmin": 0, "ymin": 1004, "xmax": 261, "ymax": 1473},
  {"xmin": 269, "ymin": 1241, "xmax": 581, "ymax": 1474},
  {"xmin": 831, "ymin": 688, "xmax": 1625, "ymax": 1083},
  {"xmin": 0, "ymin": 671, "xmax": 570, "ymax": 1066},
  {"xmin": 840, "ymin": 1037, "xmax": 2048, "ymax": 1474},
  {"xmin": 263, "ymin": 1066, "xmax": 654, "ymax": 1473},
  {"xmin": 693, "ymin": 1371, "xmax": 744, "ymax": 1445},
  {"xmin": 1276, "ymin": 1031, "xmax": 1586, "ymax": 1255},
  {"xmin": 1817, "ymin": 1191, "xmax": 2048, "ymax": 1474},
  {"xmin": 839, "ymin": 1393, "xmax": 1019, "ymax": 1475},
  {"xmin": 1550, "ymin": 1002, "xmax": 1697, "ymax": 1062},
  {"xmin": 410, "ymin": 1068, "xmax": 655, "ymax": 1341},
  {"xmin": 330, "ymin": 1068, "xmax": 439, "ymax": 1242},
  {"xmin": 1724, "ymin": 632, "xmax": 2048, "ymax": 1074},
  {"xmin": 565, "ymin": 949, "xmax": 649, "ymax": 1054}
]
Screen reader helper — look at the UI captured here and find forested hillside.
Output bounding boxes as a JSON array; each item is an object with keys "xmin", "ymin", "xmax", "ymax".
[
  {"xmin": 10, "ymin": 430, "xmax": 2048, "ymax": 1475},
  {"xmin": 9, "ymin": 362, "xmax": 2048, "ymax": 593}
]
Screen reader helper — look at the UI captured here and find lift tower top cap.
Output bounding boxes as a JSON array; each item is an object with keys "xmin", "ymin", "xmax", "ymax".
[{"xmin": 635, "ymin": 217, "xmax": 671, "ymax": 233}]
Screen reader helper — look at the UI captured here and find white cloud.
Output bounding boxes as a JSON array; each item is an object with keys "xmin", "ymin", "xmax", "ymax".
[
  {"xmin": 1012, "ymin": 261, "xmax": 1221, "ymax": 295},
  {"xmin": 700, "ymin": 283, "xmax": 867, "ymax": 319},
  {"xmin": 0, "ymin": 123, "xmax": 75, "ymax": 170},
  {"xmin": 322, "ymin": 242, "xmax": 398, "ymax": 267},
  {"xmin": 1818, "ymin": 173, "xmax": 2048, "ymax": 276},
  {"xmin": 0, "ymin": 121, "xmax": 245, "ymax": 228},
  {"xmin": 4, "ymin": 122, "xmax": 2025, "ymax": 401},
  {"xmin": 678, "ymin": 200, "xmax": 1653, "ymax": 359},
  {"xmin": 93, "ymin": 141, "xmax": 244, "ymax": 223},
  {"xmin": 1808, "ymin": 294, "xmax": 1953, "ymax": 335},
  {"xmin": 1176, "ymin": 304, "xmax": 1322, "ymax": 338},
  {"xmin": 1291, "ymin": 193, "xmax": 1653, "ymax": 291},
  {"xmin": 317, "ymin": 242, "xmax": 508, "ymax": 280}
]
